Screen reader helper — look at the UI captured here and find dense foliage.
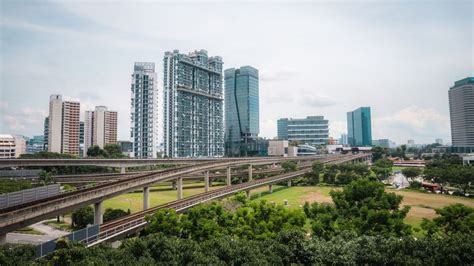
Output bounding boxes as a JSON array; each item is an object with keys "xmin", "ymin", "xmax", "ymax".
[
  {"xmin": 0, "ymin": 179, "xmax": 32, "ymax": 194},
  {"xmin": 87, "ymin": 144, "xmax": 126, "ymax": 158},
  {"xmin": 304, "ymin": 179, "xmax": 411, "ymax": 239},
  {"xmin": 371, "ymin": 158, "xmax": 394, "ymax": 180},
  {"xmin": 424, "ymin": 155, "xmax": 473, "ymax": 193},
  {"xmin": 145, "ymin": 199, "xmax": 306, "ymax": 241},
  {"xmin": 421, "ymin": 203, "xmax": 474, "ymax": 237},
  {"xmin": 298, "ymin": 162, "xmax": 370, "ymax": 185},
  {"xmin": 2, "ymin": 231, "xmax": 473, "ymax": 265}
]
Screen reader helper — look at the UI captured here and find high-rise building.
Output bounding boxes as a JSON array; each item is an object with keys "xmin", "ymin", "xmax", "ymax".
[
  {"xmin": 131, "ymin": 62, "xmax": 158, "ymax": 158},
  {"xmin": 43, "ymin": 117, "xmax": 49, "ymax": 151},
  {"xmin": 163, "ymin": 49, "xmax": 224, "ymax": 157},
  {"xmin": 83, "ymin": 106, "xmax": 118, "ymax": 156},
  {"xmin": 449, "ymin": 77, "xmax": 474, "ymax": 153},
  {"xmin": 372, "ymin": 139, "xmax": 396, "ymax": 149},
  {"xmin": 79, "ymin": 121, "xmax": 84, "ymax": 157},
  {"xmin": 339, "ymin": 134, "xmax": 348, "ymax": 145},
  {"xmin": 27, "ymin": 135, "xmax": 45, "ymax": 154},
  {"xmin": 47, "ymin": 95, "xmax": 80, "ymax": 156},
  {"xmin": 435, "ymin": 138, "xmax": 443, "ymax": 145},
  {"xmin": 347, "ymin": 107, "xmax": 372, "ymax": 147},
  {"xmin": 224, "ymin": 66, "xmax": 259, "ymax": 156},
  {"xmin": 277, "ymin": 116, "xmax": 329, "ymax": 146},
  {"xmin": 407, "ymin": 139, "xmax": 415, "ymax": 147}
]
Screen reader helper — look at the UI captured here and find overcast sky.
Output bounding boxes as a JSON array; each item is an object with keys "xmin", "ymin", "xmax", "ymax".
[{"xmin": 1, "ymin": 0, "xmax": 473, "ymax": 145}]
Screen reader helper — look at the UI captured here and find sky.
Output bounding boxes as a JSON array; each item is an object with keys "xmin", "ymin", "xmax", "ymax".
[{"xmin": 0, "ymin": 0, "xmax": 473, "ymax": 145}]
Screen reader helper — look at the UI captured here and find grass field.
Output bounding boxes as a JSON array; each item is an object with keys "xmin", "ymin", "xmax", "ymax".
[
  {"xmin": 249, "ymin": 185, "xmax": 474, "ymax": 233},
  {"xmin": 103, "ymin": 181, "xmax": 225, "ymax": 213}
]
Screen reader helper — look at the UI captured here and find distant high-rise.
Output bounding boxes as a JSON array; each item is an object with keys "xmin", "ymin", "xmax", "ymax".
[
  {"xmin": 43, "ymin": 117, "xmax": 49, "ymax": 151},
  {"xmin": 83, "ymin": 106, "xmax": 118, "ymax": 156},
  {"xmin": 339, "ymin": 134, "xmax": 348, "ymax": 145},
  {"xmin": 449, "ymin": 77, "xmax": 474, "ymax": 153},
  {"xmin": 277, "ymin": 116, "xmax": 329, "ymax": 146},
  {"xmin": 163, "ymin": 49, "xmax": 224, "ymax": 157},
  {"xmin": 224, "ymin": 66, "xmax": 259, "ymax": 156},
  {"xmin": 435, "ymin": 138, "xmax": 443, "ymax": 145},
  {"xmin": 131, "ymin": 62, "xmax": 158, "ymax": 158},
  {"xmin": 47, "ymin": 95, "xmax": 80, "ymax": 156},
  {"xmin": 347, "ymin": 107, "xmax": 372, "ymax": 147}
]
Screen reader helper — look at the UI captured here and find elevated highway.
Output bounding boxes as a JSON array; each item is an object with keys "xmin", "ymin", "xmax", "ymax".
[
  {"xmin": 87, "ymin": 153, "xmax": 369, "ymax": 246},
  {"xmin": 0, "ymin": 155, "xmax": 361, "ymax": 236}
]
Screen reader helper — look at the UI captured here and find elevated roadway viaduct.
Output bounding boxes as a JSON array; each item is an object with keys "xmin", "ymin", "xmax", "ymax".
[
  {"xmin": 87, "ymin": 153, "xmax": 370, "ymax": 246},
  {"xmin": 0, "ymin": 155, "xmax": 370, "ymax": 239}
]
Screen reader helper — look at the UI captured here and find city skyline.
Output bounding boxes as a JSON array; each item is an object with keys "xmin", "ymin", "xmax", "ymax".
[{"xmin": 1, "ymin": 1, "xmax": 472, "ymax": 144}]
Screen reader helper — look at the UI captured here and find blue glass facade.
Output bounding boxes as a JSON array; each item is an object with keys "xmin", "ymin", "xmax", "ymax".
[
  {"xmin": 224, "ymin": 66, "xmax": 259, "ymax": 156},
  {"xmin": 277, "ymin": 116, "xmax": 329, "ymax": 145},
  {"xmin": 347, "ymin": 107, "xmax": 372, "ymax": 147}
]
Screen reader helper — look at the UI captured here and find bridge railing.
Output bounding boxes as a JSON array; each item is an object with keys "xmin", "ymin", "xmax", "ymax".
[{"xmin": 0, "ymin": 184, "xmax": 60, "ymax": 210}]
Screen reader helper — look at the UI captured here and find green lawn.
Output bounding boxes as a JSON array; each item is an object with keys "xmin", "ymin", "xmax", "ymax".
[
  {"xmin": 103, "ymin": 181, "xmax": 225, "ymax": 213},
  {"xmin": 44, "ymin": 220, "xmax": 74, "ymax": 232}
]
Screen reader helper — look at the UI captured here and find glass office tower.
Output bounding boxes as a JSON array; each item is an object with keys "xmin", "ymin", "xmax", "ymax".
[
  {"xmin": 163, "ymin": 50, "xmax": 224, "ymax": 157},
  {"xmin": 449, "ymin": 77, "xmax": 474, "ymax": 153},
  {"xmin": 224, "ymin": 66, "xmax": 260, "ymax": 156},
  {"xmin": 347, "ymin": 107, "xmax": 372, "ymax": 147},
  {"xmin": 277, "ymin": 116, "xmax": 329, "ymax": 146}
]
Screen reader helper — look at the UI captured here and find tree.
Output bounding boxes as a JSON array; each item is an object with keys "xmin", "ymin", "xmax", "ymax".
[
  {"xmin": 371, "ymin": 159, "xmax": 393, "ymax": 180},
  {"xmin": 104, "ymin": 208, "xmax": 130, "ymax": 222},
  {"xmin": 421, "ymin": 204, "xmax": 474, "ymax": 237},
  {"xmin": 87, "ymin": 145, "xmax": 108, "ymax": 157},
  {"xmin": 371, "ymin": 146, "xmax": 388, "ymax": 162},
  {"xmin": 281, "ymin": 161, "xmax": 297, "ymax": 173},
  {"xmin": 38, "ymin": 170, "xmax": 55, "ymax": 186},
  {"xmin": 307, "ymin": 161, "xmax": 324, "ymax": 185},
  {"xmin": 145, "ymin": 209, "xmax": 182, "ymax": 237},
  {"xmin": 104, "ymin": 144, "xmax": 125, "ymax": 158},
  {"xmin": 306, "ymin": 179, "xmax": 411, "ymax": 238},
  {"xmin": 401, "ymin": 167, "xmax": 422, "ymax": 182},
  {"xmin": 71, "ymin": 206, "xmax": 94, "ymax": 229}
]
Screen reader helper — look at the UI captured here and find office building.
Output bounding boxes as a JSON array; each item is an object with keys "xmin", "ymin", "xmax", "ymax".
[
  {"xmin": 435, "ymin": 138, "xmax": 443, "ymax": 145},
  {"xmin": 407, "ymin": 139, "xmax": 415, "ymax": 147},
  {"xmin": 83, "ymin": 106, "xmax": 118, "ymax": 156},
  {"xmin": 277, "ymin": 116, "xmax": 329, "ymax": 146},
  {"xmin": 27, "ymin": 135, "xmax": 45, "ymax": 154},
  {"xmin": 372, "ymin": 139, "xmax": 396, "ymax": 149},
  {"xmin": 268, "ymin": 140, "xmax": 298, "ymax": 157},
  {"xmin": 339, "ymin": 133, "xmax": 348, "ymax": 145},
  {"xmin": 449, "ymin": 77, "xmax": 474, "ymax": 153},
  {"xmin": 131, "ymin": 62, "xmax": 158, "ymax": 158},
  {"xmin": 224, "ymin": 66, "xmax": 260, "ymax": 156},
  {"xmin": 347, "ymin": 107, "xmax": 372, "ymax": 146},
  {"xmin": 163, "ymin": 49, "xmax": 224, "ymax": 157},
  {"xmin": 43, "ymin": 117, "xmax": 49, "ymax": 151},
  {"xmin": 47, "ymin": 95, "xmax": 80, "ymax": 156},
  {"xmin": 0, "ymin": 134, "xmax": 26, "ymax": 158},
  {"xmin": 117, "ymin": 140, "xmax": 133, "ymax": 157}
]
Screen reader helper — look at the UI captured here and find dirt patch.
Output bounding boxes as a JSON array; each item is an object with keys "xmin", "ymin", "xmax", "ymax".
[
  {"xmin": 395, "ymin": 190, "xmax": 474, "ymax": 209},
  {"xmin": 406, "ymin": 206, "xmax": 437, "ymax": 220},
  {"xmin": 302, "ymin": 191, "xmax": 333, "ymax": 204}
]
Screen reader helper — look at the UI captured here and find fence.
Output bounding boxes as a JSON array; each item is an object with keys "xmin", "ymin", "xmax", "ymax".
[
  {"xmin": 0, "ymin": 169, "xmax": 41, "ymax": 178},
  {"xmin": 34, "ymin": 224, "xmax": 100, "ymax": 259},
  {"xmin": 0, "ymin": 184, "xmax": 60, "ymax": 209}
]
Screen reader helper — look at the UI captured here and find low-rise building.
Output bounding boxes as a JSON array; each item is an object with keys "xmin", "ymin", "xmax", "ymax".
[
  {"xmin": 268, "ymin": 140, "xmax": 297, "ymax": 157},
  {"xmin": 0, "ymin": 134, "xmax": 27, "ymax": 158}
]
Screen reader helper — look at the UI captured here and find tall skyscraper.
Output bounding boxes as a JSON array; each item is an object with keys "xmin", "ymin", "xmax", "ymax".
[
  {"xmin": 277, "ymin": 116, "xmax": 329, "ymax": 146},
  {"xmin": 163, "ymin": 49, "xmax": 224, "ymax": 157},
  {"xmin": 47, "ymin": 95, "xmax": 80, "ymax": 156},
  {"xmin": 449, "ymin": 77, "xmax": 474, "ymax": 153},
  {"xmin": 131, "ymin": 62, "xmax": 158, "ymax": 158},
  {"xmin": 43, "ymin": 117, "xmax": 49, "ymax": 151},
  {"xmin": 224, "ymin": 66, "xmax": 259, "ymax": 156},
  {"xmin": 83, "ymin": 106, "xmax": 118, "ymax": 156},
  {"xmin": 339, "ymin": 134, "xmax": 348, "ymax": 145},
  {"xmin": 347, "ymin": 107, "xmax": 372, "ymax": 147}
]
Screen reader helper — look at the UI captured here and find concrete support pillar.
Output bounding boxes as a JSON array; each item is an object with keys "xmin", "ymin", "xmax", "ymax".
[
  {"xmin": 177, "ymin": 177, "xmax": 183, "ymax": 200},
  {"xmin": 94, "ymin": 201, "xmax": 103, "ymax": 225},
  {"xmin": 287, "ymin": 180, "xmax": 292, "ymax": 187},
  {"xmin": 226, "ymin": 167, "xmax": 231, "ymax": 186},
  {"xmin": 120, "ymin": 166, "xmax": 126, "ymax": 174},
  {"xmin": 248, "ymin": 164, "xmax": 253, "ymax": 181},
  {"xmin": 246, "ymin": 190, "xmax": 251, "ymax": 199},
  {"xmin": 204, "ymin": 171, "xmax": 210, "ymax": 192},
  {"xmin": 0, "ymin": 234, "xmax": 6, "ymax": 245},
  {"xmin": 143, "ymin": 186, "xmax": 150, "ymax": 210},
  {"xmin": 269, "ymin": 184, "xmax": 273, "ymax": 193}
]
